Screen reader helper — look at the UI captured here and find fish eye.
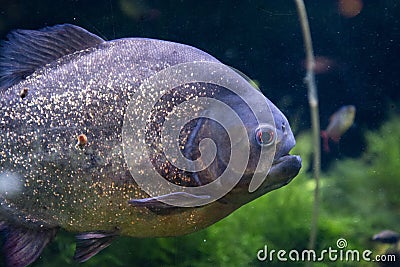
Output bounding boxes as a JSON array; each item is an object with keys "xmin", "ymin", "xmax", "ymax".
[{"xmin": 255, "ymin": 125, "xmax": 276, "ymax": 146}]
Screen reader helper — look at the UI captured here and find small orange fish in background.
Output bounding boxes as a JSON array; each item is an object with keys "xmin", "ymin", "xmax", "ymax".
[
  {"xmin": 321, "ymin": 105, "xmax": 356, "ymax": 152},
  {"xmin": 338, "ymin": 0, "xmax": 363, "ymax": 18}
]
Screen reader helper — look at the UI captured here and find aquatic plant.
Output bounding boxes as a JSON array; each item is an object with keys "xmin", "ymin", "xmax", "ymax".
[
  {"xmin": 323, "ymin": 116, "xmax": 400, "ymax": 228},
  {"xmin": 32, "ymin": 116, "xmax": 399, "ymax": 266},
  {"xmin": 293, "ymin": 0, "xmax": 322, "ymax": 254}
]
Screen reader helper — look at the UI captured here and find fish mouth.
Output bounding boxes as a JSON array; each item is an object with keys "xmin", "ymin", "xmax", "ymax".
[
  {"xmin": 272, "ymin": 154, "xmax": 301, "ymax": 166},
  {"xmin": 264, "ymin": 154, "xmax": 302, "ymax": 190},
  {"xmin": 223, "ymin": 153, "xmax": 301, "ymax": 205}
]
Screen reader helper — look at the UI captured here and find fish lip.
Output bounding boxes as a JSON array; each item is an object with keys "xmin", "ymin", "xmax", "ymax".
[
  {"xmin": 271, "ymin": 154, "xmax": 300, "ymax": 166},
  {"xmin": 240, "ymin": 153, "xmax": 301, "ymax": 196},
  {"xmin": 267, "ymin": 154, "xmax": 302, "ymax": 183}
]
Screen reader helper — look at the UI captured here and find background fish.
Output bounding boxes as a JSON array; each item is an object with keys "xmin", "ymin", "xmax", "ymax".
[
  {"xmin": 0, "ymin": 24, "xmax": 301, "ymax": 266},
  {"xmin": 321, "ymin": 105, "xmax": 356, "ymax": 152},
  {"xmin": 372, "ymin": 230, "xmax": 400, "ymax": 244}
]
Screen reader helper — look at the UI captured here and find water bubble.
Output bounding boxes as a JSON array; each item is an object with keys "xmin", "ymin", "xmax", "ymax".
[{"xmin": 0, "ymin": 171, "xmax": 23, "ymax": 197}]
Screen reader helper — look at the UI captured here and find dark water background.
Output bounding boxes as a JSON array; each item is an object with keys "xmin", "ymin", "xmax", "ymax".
[
  {"xmin": 0, "ymin": 1, "xmax": 399, "ymax": 266},
  {"xmin": 1, "ymin": 0, "xmax": 399, "ymax": 161}
]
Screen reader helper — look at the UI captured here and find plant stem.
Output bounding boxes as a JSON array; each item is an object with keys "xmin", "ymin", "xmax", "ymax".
[{"xmin": 293, "ymin": 0, "xmax": 321, "ymax": 259}]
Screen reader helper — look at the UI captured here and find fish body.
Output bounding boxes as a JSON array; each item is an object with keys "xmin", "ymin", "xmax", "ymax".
[
  {"xmin": 321, "ymin": 105, "xmax": 356, "ymax": 152},
  {"xmin": 372, "ymin": 230, "xmax": 400, "ymax": 244},
  {"xmin": 0, "ymin": 24, "xmax": 301, "ymax": 266}
]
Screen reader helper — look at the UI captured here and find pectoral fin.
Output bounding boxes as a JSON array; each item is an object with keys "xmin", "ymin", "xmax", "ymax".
[
  {"xmin": 73, "ymin": 230, "xmax": 118, "ymax": 263},
  {"xmin": 128, "ymin": 192, "xmax": 210, "ymax": 209}
]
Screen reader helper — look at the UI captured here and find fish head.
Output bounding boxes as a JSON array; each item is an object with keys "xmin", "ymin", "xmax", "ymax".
[
  {"xmin": 125, "ymin": 62, "xmax": 301, "ymax": 208},
  {"xmin": 343, "ymin": 105, "xmax": 356, "ymax": 123},
  {"xmin": 181, "ymin": 82, "xmax": 302, "ymax": 205}
]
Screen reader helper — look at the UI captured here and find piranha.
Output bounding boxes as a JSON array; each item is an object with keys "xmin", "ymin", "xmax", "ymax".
[
  {"xmin": 321, "ymin": 105, "xmax": 356, "ymax": 152},
  {"xmin": 0, "ymin": 24, "xmax": 301, "ymax": 266}
]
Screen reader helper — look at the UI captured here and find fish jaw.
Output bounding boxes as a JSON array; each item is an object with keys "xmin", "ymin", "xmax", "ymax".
[
  {"xmin": 248, "ymin": 133, "xmax": 302, "ymax": 199},
  {"xmin": 262, "ymin": 154, "xmax": 302, "ymax": 192}
]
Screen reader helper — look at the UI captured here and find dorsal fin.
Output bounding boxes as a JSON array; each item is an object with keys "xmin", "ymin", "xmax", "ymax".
[{"xmin": 0, "ymin": 24, "xmax": 105, "ymax": 90}]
